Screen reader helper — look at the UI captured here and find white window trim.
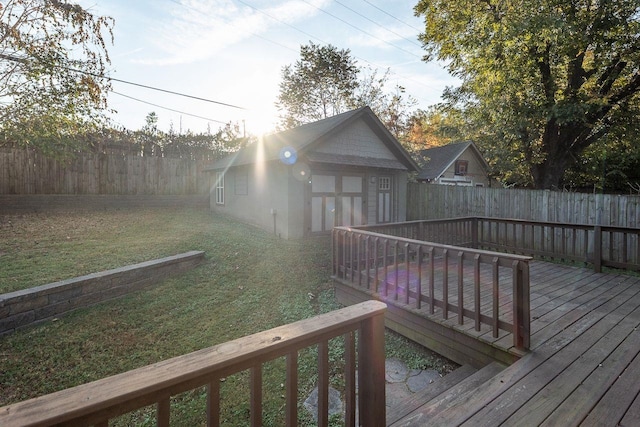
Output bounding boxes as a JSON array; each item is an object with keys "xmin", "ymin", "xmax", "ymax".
[
  {"xmin": 215, "ymin": 171, "xmax": 225, "ymax": 205},
  {"xmin": 378, "ymin": 176, "xmax": 391, "ymax": 191}
]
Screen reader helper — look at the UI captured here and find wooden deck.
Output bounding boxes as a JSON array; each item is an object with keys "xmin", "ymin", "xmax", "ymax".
[{"xmin": 335, "ymin": 260, "xmax": 640, "ymax": 426}]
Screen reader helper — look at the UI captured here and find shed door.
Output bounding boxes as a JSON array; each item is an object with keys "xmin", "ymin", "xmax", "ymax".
[
  {"xmin": 340, "ymin": 175, "xmax": 364, "ymax": 227},
  {"xmin": 309, "ymin": 174, "xmax": 365, "ymax": 234},
  {"xmin": 310, "ymin": 175, "xmax": 336, "ymax": 233}
]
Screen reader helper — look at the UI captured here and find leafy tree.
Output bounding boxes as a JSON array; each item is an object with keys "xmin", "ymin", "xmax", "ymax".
[
  {"xmin": 564, "ymin": 110, "xmax": 640, "ymax": 193},
  {"xmin": 0, "ymin": 0, "xmax": 114, "ymax": 156},
  {"xmin": 405, "ymin": 106, "xmax": 466, "ymax": 152},
  {"xmin": 123, "ymin": 112, "xmax": 248, "ymax": 160},
  {"xmin": 277, "ymin": 42, "xmax": 359, "ymax": 129},
  {"xmin": 276, "ymin": 42, "xmax": 417, "ymax": 138},
  {"xmin": 415, "ymin": 0, "xmax": 640, "ymax": 189}
]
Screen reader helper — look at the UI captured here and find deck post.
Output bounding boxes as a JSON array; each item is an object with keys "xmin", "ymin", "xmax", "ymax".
[
  {"xmin": 471, "ymin": 217, "xmax": 479, "ymax": 249},
  {"xmin": 512, "ymin": 260, "xmax": 531, "ymax": 350},
  {"xmin": 594, "ymin": 225, "xmax": 602, "ymax": 273},
  {"xmin": 358, "ymin": 311, "xmax": 386, "ymax": 426}
]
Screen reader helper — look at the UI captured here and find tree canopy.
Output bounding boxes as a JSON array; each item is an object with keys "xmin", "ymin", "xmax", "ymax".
[
  {"xmin": 277, "ymin": 42, "xmax": 359, "ymax": 129},
  {"xmin": 276, "ymin": 42, "xmax": 416, "ymax": 138},
  {"xmin": 415, "ymin": 0, "xmax": 640, "ymax": 189},
  {"xmin": 0, "ymin": 0, "xmax": 114, "ymax": 156}
]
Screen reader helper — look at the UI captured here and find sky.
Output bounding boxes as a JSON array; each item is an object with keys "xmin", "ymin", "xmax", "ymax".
[{"xmin": 86, "ymin": 0, "xmax": 459, "ymax": 137}]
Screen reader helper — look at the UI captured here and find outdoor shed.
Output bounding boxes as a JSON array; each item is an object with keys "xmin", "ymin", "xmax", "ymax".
[{"xmin": 204, "ymin": 106, "xmax": 418, "ymax": 239}]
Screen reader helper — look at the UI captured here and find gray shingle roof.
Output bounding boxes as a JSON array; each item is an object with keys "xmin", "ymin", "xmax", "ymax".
[
  {"xmin": 204, "ymin": 106, "xmax": 418, "ymax": 172},
  {"xmin": 416, "ymin": 141, "xmax": 474, "ymax": 181},
  {"xmin": 305, "ymin": 152, "xmax": 407, "ymax": 170}
]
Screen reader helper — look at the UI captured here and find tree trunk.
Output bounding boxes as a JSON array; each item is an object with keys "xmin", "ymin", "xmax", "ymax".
[
  {"xmin": 530, "ymin": 123, "xmax": 582, "ymax": 190},
  {"xmin": 531, "ymin": 158, "xmax": 569, "ymax": 190}
]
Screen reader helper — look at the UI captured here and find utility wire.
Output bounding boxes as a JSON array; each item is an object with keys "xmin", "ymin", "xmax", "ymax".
[
  {"xmin": 110, "ymin": 90, "xmax": 230, "ymax": 125},
  {"xmin": 233, "ymin": 0, "xmax": 331, "ymax": 46},
  {"xmin": 360, "ymin": 0, "xmax": 424, "ymax": 33},
  {"xmin": 0, "ymin": 52, "xmax": 247, "ymax": 110},
  {"xmin": 299, "ymin": 0, "xmax": 423, "ymax": 59},
  {"xmin": 104, "ymin": 74, "xmax": 246, "ymax": 110},
  {"xmin": 224, "ymin": 0, "xmax": 441, "ymax": 98},
  {"xmin": 168, "ymin": 0, "xmax": 299, "ymax": 54},
  {"xmin": 333, "ymin": 0, "xmax": 422, "ymax": 48}
]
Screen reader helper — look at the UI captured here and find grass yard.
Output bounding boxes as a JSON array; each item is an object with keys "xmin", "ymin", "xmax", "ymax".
[{"xmin": 0, "ymin": 207, "xmax": 457, "ymax": 425}]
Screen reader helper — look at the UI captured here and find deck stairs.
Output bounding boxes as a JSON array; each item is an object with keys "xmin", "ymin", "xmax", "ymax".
[{"xmin": 388, "ymin": 361, "xmax": 507, "ymax": 426}]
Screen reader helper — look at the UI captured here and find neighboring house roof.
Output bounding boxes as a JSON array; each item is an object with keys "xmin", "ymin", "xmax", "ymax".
[
  {"xmin": 416, "ymin": 141, "xmax": 488, "ymax": 181},
  {"xmin": 204, "ymin": 106, "xmax": 418, "ymax": 172}
]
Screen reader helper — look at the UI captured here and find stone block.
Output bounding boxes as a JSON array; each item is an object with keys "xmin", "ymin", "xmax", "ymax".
[
  {"xmin": 9, "ymin": 295, "xmax": 48, "ymax": 315},
  {"xmin": 34, "ymin": 300, "xmax": 73, "ymax": 320},
  {"xmin": 0, "ymin": 311, "xmax": 35, "ymax": 333},
  {"xmin": 48, "ymin": 287, "xmax": 83, "ymax": 304}
]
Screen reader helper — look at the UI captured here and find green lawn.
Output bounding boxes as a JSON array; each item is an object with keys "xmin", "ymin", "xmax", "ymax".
[{"xmin": 0, "ymin": 208, "xmax": 456, "ymax": 425}]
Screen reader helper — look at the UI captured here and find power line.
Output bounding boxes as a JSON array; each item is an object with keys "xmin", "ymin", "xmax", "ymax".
[
  {"xmin": 0, "ymin": 52, "xmax": 248, "ymax": 110},
  {"xmin": 227, "ymin": 0, "xmax": 443, "ymax": 100},
  {"xmin": 298, "ymin": 0, "xmax": 423, "ymax": 59},
  {"xmin": 233, "ymin": 0, "xmax": 330, "ymax": 46},
  {"xmin": 111, "ymin": 90, "xmax": 230, "ymax": 125},
  {"xmin": 105, "ymin": 75, "xmax": 246, "ymax": 110},
  {"xmin": 333, "ymin": 0, "xmax": 422, "ymax": 48},
  {"xmin": 110, "ymin": 90, "xmax": 230, "ymax": 125},
  {"xmin": 168, "ymin": 0, "xmax": 300, "ymax": 54},
  {"xmin": 167, "ymin": 1, "xmax": 442, "ymax": 103},
  {"xmin": 360, "ymin": 0, "xmax": 424, "ymax": 33}
]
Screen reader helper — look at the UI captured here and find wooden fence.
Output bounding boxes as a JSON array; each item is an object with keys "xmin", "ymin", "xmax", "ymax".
[
  {"xmin": 407, "ymin": 184, "xmax": 640, "ymax": 228},
  {"xmin": 0, "ymin": 147, "xmax": 212, "ymax": 195}
]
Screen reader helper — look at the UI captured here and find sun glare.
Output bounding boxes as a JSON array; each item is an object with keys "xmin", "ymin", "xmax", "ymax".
[{"xmin": 243, "ymin": 109, "xmax": 279, "ymax": 138}]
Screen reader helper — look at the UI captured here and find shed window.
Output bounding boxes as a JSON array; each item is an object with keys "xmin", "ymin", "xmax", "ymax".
[
  {"xmin": 455, "ymin": 160, "xmax": 468, "ymax": 176},
  {"xmin": 379, "ymin": 177, "xmax": 391, "ymax": 191},
  {"xmin": 215, "ymin": 172, "xmax": 225, "ymax": 205}
]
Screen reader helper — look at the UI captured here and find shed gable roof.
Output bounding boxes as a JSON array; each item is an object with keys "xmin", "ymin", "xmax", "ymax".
[
  {"xmin": 205, "ymin": 106, "xmax": 418, "ymax": 172},
  {"xmin": 416, "ymin": 141, "xmax": 488, "ymax": 181}
]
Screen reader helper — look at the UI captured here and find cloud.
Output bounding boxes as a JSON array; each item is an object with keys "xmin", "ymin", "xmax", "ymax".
[{"xmin": 136, "ymin": 0, "xmax": 331, "ymax": 66}]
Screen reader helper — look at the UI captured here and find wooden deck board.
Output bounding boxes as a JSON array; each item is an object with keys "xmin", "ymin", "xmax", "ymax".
[
  {"xmin": 337, "ymin": 259, "xmax": 640, "ymax": 426},
  {"xmin": 336, "ymin": 258, "xmax": 640, "ymax": 426},
  {"xmin": 432, "ymin": 265, "xmax": 640, "ymax": 426},
  {"xmin": 540, "ymin": 323, "xmax": 640, "ymax": 426},
  {"xmin": 499, "ymin": 301, "xmax": 640, "ymax": 426},
  {"xmin": 417, "ymin": 274, "xmax": 640, "ymax": 427}
]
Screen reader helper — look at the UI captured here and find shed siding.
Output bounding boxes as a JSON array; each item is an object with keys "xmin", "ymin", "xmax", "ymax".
[
  {"xmin": 315, "ymin": 121, "xmax": 396, "ymax": 160},
  {"xmin": 210, "ymin": 163, "xmax": 294, "ymax": 238}
]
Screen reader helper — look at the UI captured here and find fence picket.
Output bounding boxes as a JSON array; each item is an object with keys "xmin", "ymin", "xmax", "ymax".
[
  {"xmin": 0, "ymin": 147, "xmax": 211, "ymax": 195},
  {"xmin": 408, "ymin": 184, "xmax": 640, "ymax": 229}
]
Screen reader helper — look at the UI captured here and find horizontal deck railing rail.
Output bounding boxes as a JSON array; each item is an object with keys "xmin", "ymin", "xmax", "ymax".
[
  {"xmin": 0, "ymin": 301, "xmax": 387, "ymax": 427},
  {"xmin": 475, "ymin": 218, "xmax": 640, "ymax": 273},
  {"xmin": 332, "ymin": 227, "xmax": 531, "ymax": 351},
  {"xmin": 354, "ymin": 218, "xmax": 477, "ymax": 248},
  {"xmin": 358, "ymin": 217, "xmax": 640, "ymax": 273}
]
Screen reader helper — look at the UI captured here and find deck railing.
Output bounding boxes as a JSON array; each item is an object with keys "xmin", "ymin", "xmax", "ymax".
[
  {"xmin": 361, "ymin": 218, "xmax": 640, "ymax": 273},
  {"xmin": 476, "ymin": 218, "xmax": 640, "ymax": 273},
  {"xmin": 332, "ymin": 227, "xmax": 531, "ymax": 351},
  {"xmin": 0, "ymin": 301, "xmax": 387, "ymax": 427}
]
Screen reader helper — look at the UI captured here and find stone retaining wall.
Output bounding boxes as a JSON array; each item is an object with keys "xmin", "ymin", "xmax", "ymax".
[
  {"xmin": 0, "ymin": 195, "xmax": 208, "ymax": 215},
  {"xmin": 0, "ymin": 251, "xmax": 205, "ymax": 336}
]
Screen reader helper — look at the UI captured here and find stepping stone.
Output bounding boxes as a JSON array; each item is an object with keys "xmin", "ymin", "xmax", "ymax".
[
  {"xmin": 386, "ymin": 381, "xmax": 411, "ymax": 408},
  {"xmin": 303, "ymin": 386, "xmax": 343, "ymax": 421},
  {"xmin": 385, "ymin": 357, "xmax": 409, "ymax": 383}
]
